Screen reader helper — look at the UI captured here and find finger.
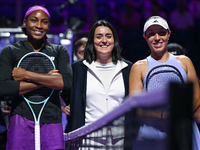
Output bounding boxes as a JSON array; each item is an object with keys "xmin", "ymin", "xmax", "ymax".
[
  {"xmin": 66, "ymin": 111, "xmax": 70, "ymax": 115},
  {"xmin": 52, "ymin": 69, "xmax": 59, "ymax": 73}
]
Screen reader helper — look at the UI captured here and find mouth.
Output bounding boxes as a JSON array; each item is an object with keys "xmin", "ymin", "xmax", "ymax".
[
  {"xmin": 34, "ymin": 30, "xmax": 43, "ymax": 35},
  {"xmin": 100, "ymin": 45, "xmax": 109, "ymax": 48},
  {"xmin": 153, "ymin": 42, "xmax": 162, "ymax": 47}
]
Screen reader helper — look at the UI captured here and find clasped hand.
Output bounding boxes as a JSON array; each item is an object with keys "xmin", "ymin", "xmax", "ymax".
[{"xmin": 12, "ymin": 67, "xmax": 27, "ymax": 81}]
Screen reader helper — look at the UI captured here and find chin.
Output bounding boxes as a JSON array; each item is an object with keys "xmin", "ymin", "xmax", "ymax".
[{"xmin": 34, "ymin": 37, "xmax": 45, "ymax": 41}]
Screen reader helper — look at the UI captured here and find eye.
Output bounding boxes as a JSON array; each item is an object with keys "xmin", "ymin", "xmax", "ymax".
[
  {"xmin": 96, "ymin": 35, "xmax": 102, "ymax": 39},
  {"xmin": 106, "ymin": 35, "xmax": 112, "ymax": 39},
  {"xmin": 42, "ymin": 20, "xmax": 49, "ymax": 25},
  {"xmin": 30, "ymin": 19, "xmax": 37, "ymax": 23},
  {"xmin": 147, "ymin": 32, "xmax": 155, "ymax": 37},
  {"xmin": 158, "ymin": 31, "xmax": 167, "ymax": 36}
]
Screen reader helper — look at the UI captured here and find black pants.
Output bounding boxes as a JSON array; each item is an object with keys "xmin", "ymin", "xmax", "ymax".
[{"xmin": 0, "ymin": 130, "xmax": 7, "ymax": 150}]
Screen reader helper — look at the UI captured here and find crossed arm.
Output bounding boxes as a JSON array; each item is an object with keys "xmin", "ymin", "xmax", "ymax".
[
  {"xmin": 0, "ymin": 44, "xmax": 72, "ymax": 100},
  {"xmin": 12, "ymin": 67, "xmax": 64, "ymax": 95}
]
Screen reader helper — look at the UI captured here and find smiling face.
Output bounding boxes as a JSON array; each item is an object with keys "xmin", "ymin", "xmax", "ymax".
[
  {"xmin": 144, "ymin": 25, "xmax": 171, "ymax": 54},
  {"xmin": 23, "ymin": 10, "xmax": 50, "ymax": 42},
  {"xmin": 94, "ymin": 26, "xmax": 114, "ymax": 63}
]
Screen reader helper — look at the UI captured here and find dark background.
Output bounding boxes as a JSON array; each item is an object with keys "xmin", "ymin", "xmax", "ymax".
[{"xmin": 0, "ymin": 0, "xmax": 200, "ymax": 78}]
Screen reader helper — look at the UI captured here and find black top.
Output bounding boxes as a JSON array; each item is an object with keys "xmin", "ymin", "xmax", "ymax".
[{"xmin": 0, "ymin": 40, "xmax": 72, "ymax": 123}]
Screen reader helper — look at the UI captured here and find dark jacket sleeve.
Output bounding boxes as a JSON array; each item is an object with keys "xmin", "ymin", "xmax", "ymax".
[
  {"xmin": 60, "ymin": 89, "xmax": 70, "ymax": 106},
  {"xmin": 122, "ymin": 59, "xmax": 133, "ymax": 98},
  {"xmin": 55, "ymin": 45, "xmax": 73, "ymax": 91},
  {"xmin": 0, "ymin": 45, "xmax": 20, "ymax": 97},
  {"xmin": 60, "ymin": 59, "xmax": 84, "ymax": 106},
  {"xmin": 64, "ymin": 59, "xmax": 87, "ymax": 131}
]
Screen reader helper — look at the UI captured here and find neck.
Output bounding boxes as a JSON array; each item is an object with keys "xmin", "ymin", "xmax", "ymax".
[
  {"xmin": 151, "ymin": 51, "xmax": 170, "ymax": 63},
  {"xmin": 26, "ymin": 39, "xmax": 44, "ymax": 51},
  {"xmin": 96, "ymin": 56, "xmax": 112, "ymax": 64}
]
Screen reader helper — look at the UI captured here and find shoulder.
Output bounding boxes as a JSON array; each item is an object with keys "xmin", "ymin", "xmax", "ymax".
[
  {"xmin": 46, "ymin": 43, "xmax": 68, "ymax": 52},
  {"xmin": 175, "ymin": 55, "xmax": 194, "ymax": 72},
  {"xmin": 175, "ymin": 55, "xmax": 193, "ymax": 66},
  {"xmin": 4, "ymin": 40, "xmax": 22, "ymax": 49},
  {"xmin": 47, "ymin": 43, "xmax": 63, "ymax": 48},
  {"xmin": 175, "ymin": 55, "xmax": 191, "ymax": 62},
  {"xmin": 72, "ymin": 59, "xmax": 85, "ymax": 68},
  {"xmin": 132, "ymin": 59, "xmax": 148, "ymax": 69},
  {"xmin": 1, "ymin": 41, "xmax": 22, "ymax": 54},
  {"xmin": 72, "ymin": 58, "xmax": 84, "ymax": 64},
  {"xmin": 45, "ymin": 43, "xmax": 70, "ymax": 59},
  {"xmin": 72, "ymin": 59, "xmax": 87, "ymax": 75},
  {"xmin": 130, "ymin": 59, "xmax": 148, "ymax": 76}
]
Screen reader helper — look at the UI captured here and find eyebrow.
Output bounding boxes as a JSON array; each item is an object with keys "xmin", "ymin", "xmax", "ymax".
[
  {"xmin": 29, "ymin": 16, "xmax": 49, "ymax": 20},
  {"xmin": 95, "ymin": 33, "xmax": 113, "ymax": 36}
]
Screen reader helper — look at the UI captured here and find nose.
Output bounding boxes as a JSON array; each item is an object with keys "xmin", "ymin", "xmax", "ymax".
[
  {"xmin": 36, "ymin": 21, "xmax": 42, "ymax": 28},
  {"xmin": 102, "ymin": 36, "xmax": 107, "ymax": 43},
  {"xmin": 154, "ymin": 33, "xmax": 160, "ymax": 40}
]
